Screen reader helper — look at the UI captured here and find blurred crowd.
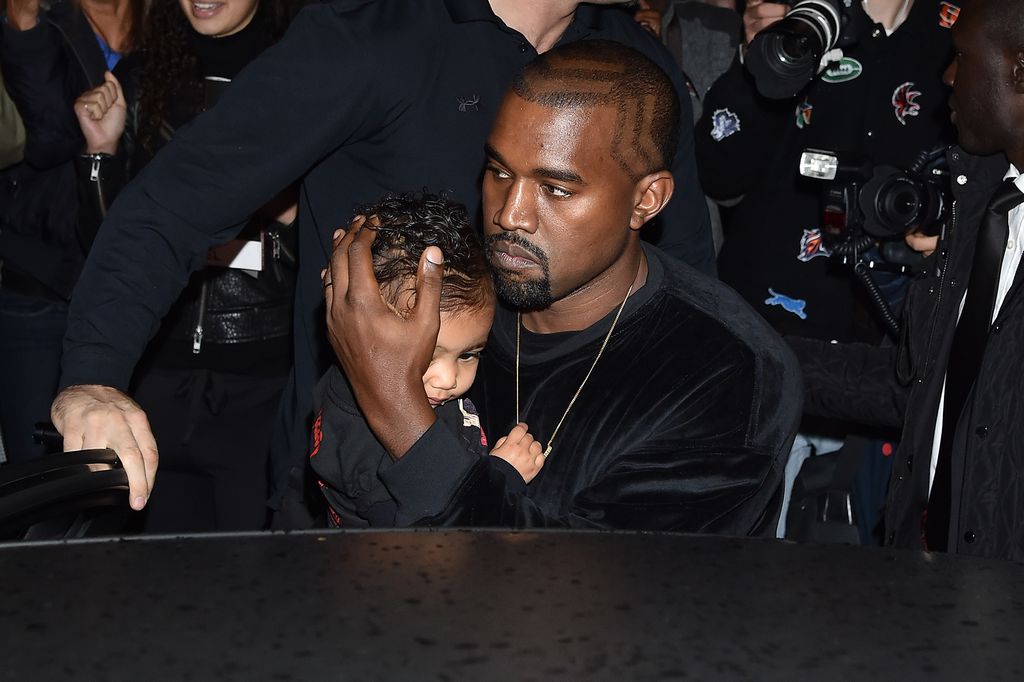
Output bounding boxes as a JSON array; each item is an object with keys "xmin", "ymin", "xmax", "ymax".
[{"xmin": 3, "ymin": 0, "xmax": 1021, "ymax": 563}]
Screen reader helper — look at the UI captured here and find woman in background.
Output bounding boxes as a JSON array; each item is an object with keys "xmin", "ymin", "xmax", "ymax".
[{"xmin": 73, "ymin": 0, "xmax": 306, "ymax": 532}]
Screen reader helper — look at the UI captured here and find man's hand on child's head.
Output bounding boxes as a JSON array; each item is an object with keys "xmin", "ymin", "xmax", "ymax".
[
  {"xmin": 324, "ymin": 214, "xmax": 445, "ymax": 459},
  {"xmin": 491, "ymin": 422, "xmax": 545, "ymax": 484}
]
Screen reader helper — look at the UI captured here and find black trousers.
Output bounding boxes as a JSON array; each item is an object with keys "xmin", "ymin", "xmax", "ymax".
[{"xmin": 132, "ymin": 367, "xmax": 287, "ymax": 533}]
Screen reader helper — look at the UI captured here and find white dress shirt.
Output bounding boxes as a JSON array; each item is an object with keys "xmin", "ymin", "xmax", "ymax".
[{"xmin": 928, "ymin": 166, "xmax": 1024, "ymax": 493}]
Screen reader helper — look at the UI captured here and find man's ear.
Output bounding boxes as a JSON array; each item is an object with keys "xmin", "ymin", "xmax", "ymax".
[
  {"xmin": 1014, "ymin": 51, "xmax": 1024, "ymax": 94},
  {"xmin": 629, "ymin": 171, "xmax": 675, "ymax": 231}
]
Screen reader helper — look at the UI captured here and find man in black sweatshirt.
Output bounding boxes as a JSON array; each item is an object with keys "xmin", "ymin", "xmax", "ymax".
[{"xmin": 323, "ymin": 41, "xmax": 800, "ymax": 532}]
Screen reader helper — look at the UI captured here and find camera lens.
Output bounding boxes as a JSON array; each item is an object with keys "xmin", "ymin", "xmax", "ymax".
[
  {"xmin": 861, "ymin": 169, "xmax": 948, "ymax": 238},
  {"xmin": 746, "ymin": 0, "xmax": 844, "ymax": 99},
  {"xmin": 880, "ymin": 181, "xmax": 922, "ymax": 226}
]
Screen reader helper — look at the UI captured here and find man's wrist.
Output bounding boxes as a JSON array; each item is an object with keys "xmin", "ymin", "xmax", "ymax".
[{"xmin": 360, "ymin": 381, "xmax": 436, "ymax": 460}]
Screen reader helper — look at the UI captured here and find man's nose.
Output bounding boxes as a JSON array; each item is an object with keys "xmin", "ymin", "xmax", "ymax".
[
  {"xmin": 942, "ymin": 59, "xmax": 956, "ymax": 88},
  {"xmin": 494, "ymin": 180, "xmax": 537, "ymax": 234}
]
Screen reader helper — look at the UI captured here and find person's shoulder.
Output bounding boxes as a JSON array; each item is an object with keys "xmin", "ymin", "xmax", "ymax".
[
  {"xmin": 293, "ymin": 0, "xmax": 452, "ymax": 57},
  {"xmin": 647, "ymin": 245, "xmax": 797, "ymax": 372},
  {"xmin": 308, "ymin": 0, "xmax": 450, "ymax": 31}
]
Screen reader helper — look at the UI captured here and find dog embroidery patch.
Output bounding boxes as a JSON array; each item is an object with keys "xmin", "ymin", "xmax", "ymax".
[{"xmin": 765, "ymin": 288, "xmax": 808, "ymax": 320}]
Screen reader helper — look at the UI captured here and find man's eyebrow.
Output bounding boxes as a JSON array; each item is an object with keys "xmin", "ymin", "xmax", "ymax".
[
  {"xmin": 484, "ymin": 143, "xmax": 507, "ymax": 166},
  {"xmin": 535, "ymin": 166, "xmax": 585, "ymax": 184},
  {"xmin": 485, "ymin": 143, "xmax": 585, "ymax": 184}
]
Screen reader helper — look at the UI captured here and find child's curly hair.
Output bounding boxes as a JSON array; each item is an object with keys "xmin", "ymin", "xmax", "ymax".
[{"xmin": 360, "ymin": 192, "xmax": 495, "ymax": 316}]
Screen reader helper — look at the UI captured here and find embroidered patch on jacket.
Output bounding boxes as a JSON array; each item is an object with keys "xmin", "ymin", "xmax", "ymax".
[
  {"xmin": 939, "ymin": 2, "xmax": 960, "ymax": 28},
  {"xmin": 797, "ymin": 228, "xmax": 830, "ymax": 262},
  {"xmin": 795, "ymin": 100, "xmax": 814, "ymax": 129},
  {"xmin": 892, "ymin": 82, "xmax": 922, "ymax": 125},
  {"xmin": 309, "ymin": 411, "xmax": 324, "ymax": 458},
  {"xmin": 821, "ymin": 57, "xmax": 863, "ymax": 84},
  {"xmin": 457, "ymin": 94, "xmax": 480, "ymax": 112},
  {"xmin": 765, "ymin": 288, "xmax": 808, "ymax": 320},
  {"xmin": 710, "ymin": 108, "xmax": 741, "ymax": 141}
]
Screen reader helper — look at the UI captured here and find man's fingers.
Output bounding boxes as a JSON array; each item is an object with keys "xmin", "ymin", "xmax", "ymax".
[
  {"xmin": 126, "ymin": 409, "xmax": 159, "ymax": 492},
  {"xmin": 905, "ymin": 231, "xmax": 939, "ymax": 257},
  {"xmin": 328, "ymin": 218, "xmax": 365, "ymax": 304},
  {"xmin": 344, "ymin": 216, "xmax": 384, "ymax": 303},
  {"xmin": 744, "ymin": 1, "xmax": 787, "ymax": 42},
  {"xmin": 321, "ymin": 266, "xmax": 337, "ymax": 309},
  {"xmin": 529, "ymin": 440, "xmax": 543, "ymax": 457},
  {"xmin": 80, "ymin": 416, "xmax": 149, "ymax": 509},
  {"xmin": 411, "ymin": 245, "xmax": 444, "ymax": 328},
  {"xmin": 50, "ymin": 385, "xmax": 158, "ymax": 510}
]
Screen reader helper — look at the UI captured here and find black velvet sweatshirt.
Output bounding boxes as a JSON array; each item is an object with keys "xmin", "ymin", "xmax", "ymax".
[{"xmin": 316, "ymin": 245, "xmax": 801, "ymax": 534}]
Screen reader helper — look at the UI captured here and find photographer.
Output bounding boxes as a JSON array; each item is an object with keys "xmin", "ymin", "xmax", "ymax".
[
  {"xmin": 694, "ymin": 0, "xmax": 957, "ymax": 539},
  {"xmin": 793, "ymin": 0, "xmax": 1024, "ymax": 562}
]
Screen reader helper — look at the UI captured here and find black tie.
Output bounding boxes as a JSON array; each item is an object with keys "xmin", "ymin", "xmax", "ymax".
[{"xmin": 926, "ymin": 178, "xmax": 1024, "ymax": 551}]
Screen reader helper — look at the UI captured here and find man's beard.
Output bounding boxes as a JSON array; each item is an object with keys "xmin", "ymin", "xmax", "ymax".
[{"xmin": 484, "ymin": 233, "xmax": 553, "ymax": 311}]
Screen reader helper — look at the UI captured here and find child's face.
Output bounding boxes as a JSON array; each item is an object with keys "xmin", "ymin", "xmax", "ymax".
[{"xmin": 422, "ymin": 303, "xmax": 495, "ymax": 407}]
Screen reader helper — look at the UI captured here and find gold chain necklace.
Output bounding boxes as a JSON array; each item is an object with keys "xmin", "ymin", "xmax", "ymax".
[{"xmin": 515, "ymin": 274, "xmax": 636, "ymax": 459}]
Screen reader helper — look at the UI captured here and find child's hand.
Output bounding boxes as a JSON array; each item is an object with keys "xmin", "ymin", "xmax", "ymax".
[{"xmin": 490, "ymin": 422, "xmax": 545, "ymax": 484}]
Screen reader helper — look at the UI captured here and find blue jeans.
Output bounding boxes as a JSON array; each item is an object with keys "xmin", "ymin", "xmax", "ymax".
[{"xmin": 0, "ymin": 291, "xmax": 67, "ymax": 462}]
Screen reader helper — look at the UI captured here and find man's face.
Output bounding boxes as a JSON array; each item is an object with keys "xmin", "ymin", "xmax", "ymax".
[
  {"xmin": 944, "ymin": 3, "xmax": 1016, "ymax": 156},
  {"xmin": 482, "ymin": 93, "xmax": 640, "ymax": 310}
]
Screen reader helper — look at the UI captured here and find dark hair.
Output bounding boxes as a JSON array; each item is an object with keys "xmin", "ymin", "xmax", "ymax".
[
  {"xmin": 137, "ymin": 0, "xmax": 305, "ymax": 152},
  {"xmin": 359, "ymin": 192, "xmax": 495, "ymax": 316},
  {"xmin": 511, "ymin": 39, "xmax": 680, "ymax": 180}
]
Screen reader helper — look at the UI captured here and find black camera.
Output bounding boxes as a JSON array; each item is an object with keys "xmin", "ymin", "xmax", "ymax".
[
  {"xmin": 747, "ymin": 0, "xmax": 866, "ymax": 99},
  {"xmin": 800, "ymin": 147, "xmax": 949, "ymax": 243},
  {"xmin": 799, "ymin": 146, "xmax": 951, "ymax": 336}
]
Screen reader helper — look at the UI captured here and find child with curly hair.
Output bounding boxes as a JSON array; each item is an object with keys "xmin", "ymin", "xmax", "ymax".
[{"xmin": 310, "ymin": 192, "xmax": 544, "ymax": 527}]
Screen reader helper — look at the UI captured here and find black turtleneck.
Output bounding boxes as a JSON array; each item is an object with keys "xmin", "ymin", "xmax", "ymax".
[
  {"xmin": 160, "ymin": 11, "xmax": 273, "ymax": 129},
  {"xmin": 188, "ymin": 11, "xmax": 273, "ymax": 81}
]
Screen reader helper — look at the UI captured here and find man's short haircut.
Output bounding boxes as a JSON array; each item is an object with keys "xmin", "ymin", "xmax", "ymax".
[
  {"xmin": 359, "ymin": 192, "xmax": 494, "ymax": 316},
  {"xmin": 511, "ymin": 39, "xmax": 680, "ymax": 181},
  {"xmin": 978, "ymin": 0, "xmax": 1024, "ymax": 50}
]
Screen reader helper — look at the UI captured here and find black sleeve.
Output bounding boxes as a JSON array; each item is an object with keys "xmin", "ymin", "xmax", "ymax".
[
  {"xmin": 75, "ymin": 151, "xmax": 128, "ymax": 252},
  {"xmin": 59, "ymin": 3, "xmax": 423, "ymax": 390},
  {"xmin": 0, "ymin": 18, "xmax": 88, "ymax": 170},
  {"xmin": 694, "ymin": 55, "xmax": 796, "ymax": 201},
  {"xmin": 788, "ymin": 336, "xmax": 907, "ymax": 428},
  {"xmin": 379, "ymin": 349, "xmax": 796, "ymax": 534}
]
